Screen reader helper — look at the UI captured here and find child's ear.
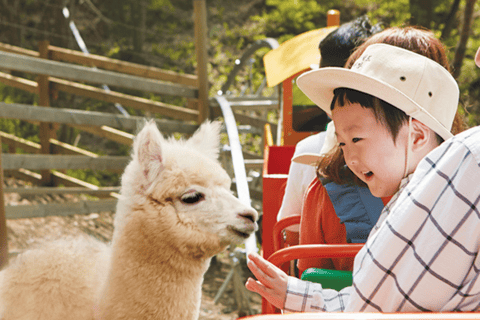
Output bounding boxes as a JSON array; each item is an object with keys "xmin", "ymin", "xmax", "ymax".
[{"xmin": 410, "ymin": 119, "xmax": 436, "ymax": 152}]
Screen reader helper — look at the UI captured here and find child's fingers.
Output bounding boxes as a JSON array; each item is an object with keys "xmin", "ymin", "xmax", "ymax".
[
  {"xmin": 245, "ymin": 277, "xmax": 262, "ymax": 293},
  {"xmin": 248, "ymin": 252, "xmax": 279, "ymax": 278},
  {"xmin": 247, "ymin": 257, "xmax": 275, "ymax": 289},
  {"xmin": 245, "ymin": 277, "xmax": 285, "ymax": 310}
]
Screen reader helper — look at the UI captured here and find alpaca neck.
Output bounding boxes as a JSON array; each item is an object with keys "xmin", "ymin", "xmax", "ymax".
[{"xmin": 99, "ymin": 214, "xmax": 215, "ymax": 320}]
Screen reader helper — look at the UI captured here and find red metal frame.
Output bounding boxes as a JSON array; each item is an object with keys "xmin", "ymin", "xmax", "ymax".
[
  {"xmin": 262, "ymin": 144, "xmax": 296, "ymax": 261},
  {"xmin": 273, "ymin": 215, "xmax": 301, "ymax": 252},
  {"xmin": 263, "ymin": 244, "xmax": 363, "ymax": 314},
  {"xmin": 261, "ymin": 144, "xmax": 296, "ymax": 314},
  {"xmin": 268, "ymin": 244, "xmax": 363, "ymax": 269}
]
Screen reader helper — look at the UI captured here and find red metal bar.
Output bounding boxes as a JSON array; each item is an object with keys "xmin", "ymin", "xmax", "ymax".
[
  {"xmin": 262, "ymin": 244, "xmax": 363, "ymax": 314},
  {"xmin": 273, "ymin": 215, "xmax": 301, "ymax": 252},
  {"xmin": 268, "ymin": 244, "xmax": 363, "ymax": 268}
]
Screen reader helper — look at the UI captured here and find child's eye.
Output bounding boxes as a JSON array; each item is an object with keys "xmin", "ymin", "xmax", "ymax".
[
  {"xmin": 352, "ymin": 138, "xmax": 362, "ymax": 143},
  {"xmin": 338, "ymin": 142, "xmax": 345, "ymax": 147}
]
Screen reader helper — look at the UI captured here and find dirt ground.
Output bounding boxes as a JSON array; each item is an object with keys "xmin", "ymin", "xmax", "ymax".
[{"xmin": 3, "ymin": 177, "xmax": 263, "ymax": 319}]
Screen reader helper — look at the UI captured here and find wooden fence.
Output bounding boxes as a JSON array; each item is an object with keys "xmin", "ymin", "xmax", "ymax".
[
  {"xmin": 0, "ymin": 0, "xmax": 217, "ymax": 268},
  {"xmin": 0, "ymin": 38, "xmax": 269, "ymax": 220},
  {"xmin": 0, "ymin": 1, "xmax": 280, "ymax": 271},
  {"xmin": 0, "ymin": 38, "xmax": 209, "ymax": 205},
  {"xmin": 0, "ymin": 43, "xmax": 268, "ymax": 186}
]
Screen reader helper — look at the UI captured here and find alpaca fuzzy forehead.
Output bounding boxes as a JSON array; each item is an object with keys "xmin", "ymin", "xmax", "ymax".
[
  {"xmin": 128, "ymin": 120, "xmax": 230, "ymax": 191},
  {"xmin": 162, "ymin": 143, "xmax": 231, "ymax": 186}
]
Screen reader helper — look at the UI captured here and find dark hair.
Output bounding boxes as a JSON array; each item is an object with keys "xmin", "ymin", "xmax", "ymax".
[
  {"xmin": 319, "ymin": 15, "xmax": 384, "ymax": 67},
  {"xmin": 330, "ymin": 88, "xmax": 409, "ymax": 142}
]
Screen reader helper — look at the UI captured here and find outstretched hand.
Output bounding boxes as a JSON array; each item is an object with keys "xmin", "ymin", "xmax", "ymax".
[{"xmin": 245, "ymin": 252, "xmax": 290, "ymax": 310}]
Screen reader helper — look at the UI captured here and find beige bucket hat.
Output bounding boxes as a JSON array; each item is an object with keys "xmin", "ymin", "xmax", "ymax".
[{"xmin": 296, "ymin": 43, "xmax": 459, "ymax": 141}]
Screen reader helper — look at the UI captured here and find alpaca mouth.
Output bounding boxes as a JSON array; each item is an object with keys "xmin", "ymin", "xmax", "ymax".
[{"xmin": 227, "ymin": 226, "xmax": 252, "ymax": 239}]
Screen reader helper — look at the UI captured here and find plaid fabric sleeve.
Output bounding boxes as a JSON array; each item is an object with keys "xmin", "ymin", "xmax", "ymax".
[
  {"xmin": 347, "ymin": 127, "xmax": 480, "ymax": 312},
  {"xmin": 284, "ymin": 277, "xmax": 352, "ymax": 312}
]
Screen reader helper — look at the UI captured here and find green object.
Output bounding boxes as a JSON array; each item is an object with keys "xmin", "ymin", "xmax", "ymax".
[{"xmin": 300, "ymin": 268, "xmax": 353, "ymax": 291}]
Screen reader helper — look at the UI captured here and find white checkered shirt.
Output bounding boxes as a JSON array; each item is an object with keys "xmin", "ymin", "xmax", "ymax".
[{"xmin": 284, "ymin": 126, "xmax": 480, "ymax": 313}]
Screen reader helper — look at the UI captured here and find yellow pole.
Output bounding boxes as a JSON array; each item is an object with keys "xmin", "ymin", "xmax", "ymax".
[{"xmin": 327, "ymin": 9, "xmax": 340, "ymax": 27}]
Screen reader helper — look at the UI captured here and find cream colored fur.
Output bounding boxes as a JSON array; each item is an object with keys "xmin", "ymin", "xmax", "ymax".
[{"xmin": 0, "ymin": 120, "xmax": 258, "ymax": 320}]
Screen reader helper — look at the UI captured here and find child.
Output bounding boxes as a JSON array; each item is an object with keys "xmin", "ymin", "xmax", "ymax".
[
  {"xmin": 296, "ymin": 27, "xmax": 466, "ymax": 274},
  {"xmin": 277, "ymin": 16, "xmax": 384, "ymax": 242},
  {"xmin": 246, "ymin": 43, "xmax": 478, "ymax": 312}
]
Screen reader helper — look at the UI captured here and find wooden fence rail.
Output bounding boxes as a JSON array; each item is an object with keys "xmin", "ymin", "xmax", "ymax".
[
  {"xmin": 4, "ymin": 187, "xmax": 120, "ymax": 196},
  {"xmin": 48, "ymin": 45, "xmax": 199, "ymax": 87},
  {"xmin": 0, "ymin": 51, "xmax": 199, "ymax": 121},
  {"xmin": 2, "ymin": 154, "xmax": 129, "ymax": 171},
  {"xmin": 5, "ymin": 199, "xmax": 118, "ymax": 220},
  {"xmin": 0, "ymin": 102, "xmax": 198, "ymax": 134},
  {"xmin": 0, "ymin": 42, "xmax": 199, "ymax": 87},
  {"xmin": 0, "ymin": 51, "xmax": 197, "ymax": 97}
]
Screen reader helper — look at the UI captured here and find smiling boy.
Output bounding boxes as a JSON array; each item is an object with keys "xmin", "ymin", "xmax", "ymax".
[
  {"xmin": 246, "ymin": 43, "xmax": 480, "ymax": 312},
  {"xmin": 330, "ymin": 88, "xmax": 438, "ymax": 198}
]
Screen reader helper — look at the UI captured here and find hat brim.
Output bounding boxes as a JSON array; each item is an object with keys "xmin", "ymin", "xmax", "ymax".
[
  {"xmin": 292, "ymin": 153, "xmax": 322, "ymax": 166},
  {"xmin": 297, "ymin": 67, "xmax": 453, "ymax": 141}
]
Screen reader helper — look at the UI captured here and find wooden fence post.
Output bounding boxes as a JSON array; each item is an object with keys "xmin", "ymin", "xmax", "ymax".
[
  {"xmin": 193, "ymin": 0, "xmax": 210, "ymax": 123},
  {"xmin": 0, "ymin": 136, "xmax": 9, "ymax": 269},
  {"xmin": 38, "ymin": 40, "xmax": 54, "ymax": 185}
]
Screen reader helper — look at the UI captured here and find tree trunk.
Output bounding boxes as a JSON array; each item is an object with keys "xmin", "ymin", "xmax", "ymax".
[
  {"xmin": 2, "ymin": 0, "xmax": 22, "ymax": 46},
  {"xmin": 131, "ymin": 1, "xmax": 145, "ymax": 53},
  {"xmin": 409, "ymin": 0, "xmax": 433, "ymax": 28},
  {"xmin": 441, "ymin": 0, "xmax": 461, "ymax": 39},
  {"xmin": 452, "ymin": 0, "xmax": 477, "ymax": 79}
]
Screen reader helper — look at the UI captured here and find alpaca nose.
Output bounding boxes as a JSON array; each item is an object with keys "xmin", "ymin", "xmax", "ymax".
[
  {"xmin": 239, "ymin": 209, "xmax": 258, "ymax": 223},
  {"xmin": 238, "ymin": 209, "xmax": 258, "ymax": 233}
]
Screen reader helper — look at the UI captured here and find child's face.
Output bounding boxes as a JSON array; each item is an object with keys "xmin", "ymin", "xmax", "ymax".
[{"xmin": 332, "ymin": 101, "xmax": 409, "ymax": 198}]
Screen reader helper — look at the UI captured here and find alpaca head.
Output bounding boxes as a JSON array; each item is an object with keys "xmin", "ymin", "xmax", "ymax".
[{"xmin": 115, "ymin": 120, "xmax": 258, "ymax": 258}]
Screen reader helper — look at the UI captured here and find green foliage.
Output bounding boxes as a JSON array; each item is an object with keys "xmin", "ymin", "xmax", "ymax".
[
  {"xmin": 0, "ymin": 119, "xmax": 39, "ymax": 144},
  {"xmin": 354, "ymin": 0, "xmax": 410, "ymax": 26},
  {"xmin": 239, "ymin": 132, "xmax": 262, "ymax": 155},
  {"xmin": 150, "ymin": 0, "xmax": 174, "ymax": 10},
  {"xmin": 65, "ymin": 169, "xmax": 121, "ymax": 187},
  {"xmin": 251, "ymin": 0, "xmax": 328, "ymax": 38}
]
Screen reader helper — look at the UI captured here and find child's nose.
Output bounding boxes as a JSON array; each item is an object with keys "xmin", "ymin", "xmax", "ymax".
[
  {"xmin": 344, "ymin": 149, "xmax": 358, "ymax": 167},
  {"xmin": 348, "ymin": 157, "xmax": 358, "ymax": 167}
]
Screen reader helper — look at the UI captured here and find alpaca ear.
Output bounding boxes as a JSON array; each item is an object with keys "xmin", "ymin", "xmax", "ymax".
[
  {"xmin": 134, "ymin": 120, "xmax": 165, "ymax": 183},
  {"xmin": 187, "ymin": 121, "xmax": 221, "ymax": 160}
]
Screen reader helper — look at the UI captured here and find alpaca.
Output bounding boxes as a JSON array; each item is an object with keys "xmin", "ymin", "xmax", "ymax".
[{"xmin": 0, "ymin": 120, "xmax": 258, "ymax": 320}]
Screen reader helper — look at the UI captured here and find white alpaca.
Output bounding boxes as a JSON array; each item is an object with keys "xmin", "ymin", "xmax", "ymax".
[{"xmin": 0, "ymin": 120, "xmax": 258, "ymax": 320}]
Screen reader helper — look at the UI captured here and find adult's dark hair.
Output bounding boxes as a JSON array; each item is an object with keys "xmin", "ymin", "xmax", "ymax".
[{"xmin": 319, "ymin": 15, "xmax": 383, "ymax": 67}]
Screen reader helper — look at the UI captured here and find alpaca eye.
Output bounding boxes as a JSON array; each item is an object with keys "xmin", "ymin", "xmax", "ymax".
[{"xmin": 181, "ymin": 191, "xmax": 205, "ymax": 204}]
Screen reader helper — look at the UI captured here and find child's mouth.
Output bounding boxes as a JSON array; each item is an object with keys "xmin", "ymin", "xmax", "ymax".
[{"xmin": 363, "ymin": 171, "xmax": 374, "ymax": 180}]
